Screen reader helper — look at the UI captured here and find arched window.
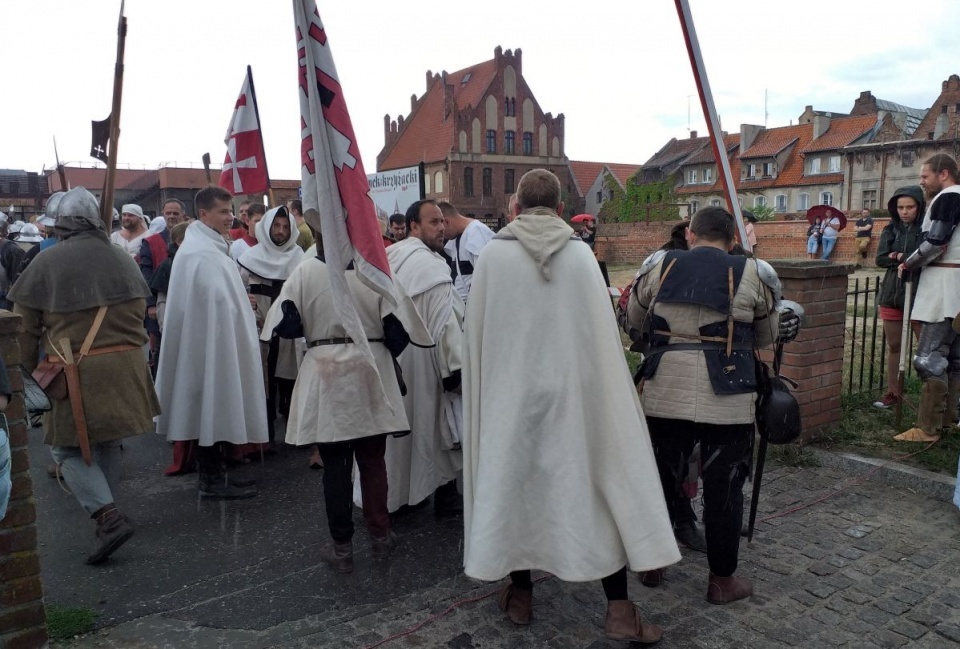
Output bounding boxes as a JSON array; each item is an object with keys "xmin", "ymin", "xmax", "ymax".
[
  {"xmin": 482, "ymin": 168, "xmax": 492, "ymax": 196},
  {"xmin": 798, "ymin": 193, "xmax": 810, "ymax": 210},
  {"xmin": 522, "ymin": 132, "xmax": 533, "ymax": 155},
  {"xmin": 434, "ymin": 171, "xmax": 443, "ymax": 194},
  {"xmin": 486, "ymin": 130, "xmax": 496, "ymax": 153},
  {"xmin": 820, "ymin": 191, "xmax": 833, "ymax": 206},
  {"xmin": 464, "ymin": 167, "xmax": 474, "ymax": 197},
  {"xmin": 505, "ymin": 131, "xmax": 515, "ymax": 154},
  {"xmin": 775, "ymin": 194, "xmax": 787, "ymax": 212},
  {"xmin": 754, "ymin": 195, "xmax": 767, "ymax": 207},
  {"xmin": 689, "ymin": 200, "xmax": 699, "ymax": 214}
]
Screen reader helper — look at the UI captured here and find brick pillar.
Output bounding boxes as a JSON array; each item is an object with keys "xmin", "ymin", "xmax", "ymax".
[
  {"xmin": 770, "ymin": 260, "xmax": 855, "ymax": 442},
  {"xmin": 0, "ymin": 312, "xmax": 48, "ymax": 649}
]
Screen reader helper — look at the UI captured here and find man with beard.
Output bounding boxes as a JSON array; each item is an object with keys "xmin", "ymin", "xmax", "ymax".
[
  {"xmin": 111, "ymin": 204, "xmax": 149, "ymax": 259},
  {"xmin": 155, "ymin": 186, "xmax": 268, "ymax": 498},
  {"xmin": 286, "ymin": 200, "xmax": 315, "ymax": 252},
  {"xmin": 238, "ymin": 206, "xmax": 304, "ymax": 448},
  {"xmin": 11, "ymin": 187, "xmax": 160, "ymax": 564},
  {"xmin": 896, "ymin": 154, "xmax": 960, "ymax": 443},
  {"xmin": 377, "ymin": 199, "xmax": 464, "ymax": 517},
  {"xmin": 462, "ymin": 170, "xmax": 679, "ymax": 642}
]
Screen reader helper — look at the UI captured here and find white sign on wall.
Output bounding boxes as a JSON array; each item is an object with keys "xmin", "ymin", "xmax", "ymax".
[{"xmin": 367, "ymin": 165, "xmax": 423, "ymax": 221}]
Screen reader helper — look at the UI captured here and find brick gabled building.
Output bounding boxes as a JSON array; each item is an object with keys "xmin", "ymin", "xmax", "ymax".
[
  {"xmin": 569, "ymin": 160, "xmax": 644, "ymax": 216},
  {"xmin": 667, "ymin": 114, "xmax": 878, "ymax": 216},
  {"xmin": 377, "ymin": 46, "xmax": 571, "ymax": 227}
]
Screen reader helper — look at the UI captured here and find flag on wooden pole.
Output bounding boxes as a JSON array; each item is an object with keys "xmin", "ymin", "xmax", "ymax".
[
  {"xmin": 220, "ymin": 66, "xmax": 271, "ymax": 196},
  {"xmin": 292, "ymin": 0, "xmax": 396, "ymax": 368}
]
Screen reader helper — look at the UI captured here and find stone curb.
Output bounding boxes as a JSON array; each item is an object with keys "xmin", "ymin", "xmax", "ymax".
[{"xmin": 809, "ymin": 447, "xmax": 956, "ymax": 503}]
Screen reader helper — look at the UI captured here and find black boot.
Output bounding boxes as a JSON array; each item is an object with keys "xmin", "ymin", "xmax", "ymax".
[
  {"xmin": 199, "ymin": 472, "xmax": 257, "ymax": 499},
  {"xmin": 433, "ymin": 480, "xmax": 462, "ymax": 517}
]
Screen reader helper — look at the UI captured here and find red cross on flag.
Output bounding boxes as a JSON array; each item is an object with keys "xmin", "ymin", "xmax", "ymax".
[
  {"xmin": 293, "ymin": 1, "xmax": 397, "ymax": 370},
  {"xmin": 220, "ymin": 66, "xmax": 270, "ymax": 196}
]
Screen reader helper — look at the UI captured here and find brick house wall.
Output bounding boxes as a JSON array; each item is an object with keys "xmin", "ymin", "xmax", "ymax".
[
  {"xmin": 0, "ymin": 312, "xmax": 48, "ymax": 648},
  {"xmin": 595, "ymin": 218, "xmax": 890, "ymax": 268}
]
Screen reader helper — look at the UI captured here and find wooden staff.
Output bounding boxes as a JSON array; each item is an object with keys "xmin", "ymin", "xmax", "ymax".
[
  {"xmin": 895, "ymin": 278, "xmax": 913, "ymax": 429},
  {"xmin": 100, "ymin": 2, "xmax": 127, "ymax": 233},
  {"xmin": 53, "ymin": 137, "xmax": 68, "ymax": 192}
]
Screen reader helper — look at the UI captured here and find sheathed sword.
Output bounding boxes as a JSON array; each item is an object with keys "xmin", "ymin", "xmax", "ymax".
[
  {"xmin": 747, "ymin": 341, "xmax": 784, "ymax": 542},
  {"xmin": 59, "ymin": 338, "xmax": 93, "ymax": 466}
]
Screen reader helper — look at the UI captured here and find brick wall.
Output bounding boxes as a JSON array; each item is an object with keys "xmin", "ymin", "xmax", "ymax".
[
  {"xmin": 0, "ymin": 312, "xmax": 48, "ymax": 649},
  {"xmin": 770, "ymin": 262, "xmax": 854, "ymax": 440},
  {"xmin": 595, "ymin": 218, "xmax": 890, "ymax": 266}
]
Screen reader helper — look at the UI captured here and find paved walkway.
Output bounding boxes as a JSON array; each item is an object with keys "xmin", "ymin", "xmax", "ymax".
[{"xmin": 31, "ymin": 431, "xmax": 960, "ymax": 648}]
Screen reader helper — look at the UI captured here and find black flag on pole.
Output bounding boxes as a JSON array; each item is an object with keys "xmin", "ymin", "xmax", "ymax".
[{"xmin": 91, "ymin": 116, "xmax": 111, "ymax": 162}]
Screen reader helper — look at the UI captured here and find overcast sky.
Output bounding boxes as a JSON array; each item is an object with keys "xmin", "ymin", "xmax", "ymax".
[{"xmin": 2, "ymin": 0, "xmax": 955, "ymax": 181}]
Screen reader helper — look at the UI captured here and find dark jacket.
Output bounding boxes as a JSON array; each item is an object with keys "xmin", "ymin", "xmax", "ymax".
[{"xmin": 876, "ymin": 186, "xmax": 925, "ymax": 310}]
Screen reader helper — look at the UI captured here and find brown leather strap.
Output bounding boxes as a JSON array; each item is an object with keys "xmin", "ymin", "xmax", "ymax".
[
  {"xmin": 78, "ymin": 306, "xmax": 108, "ymax": 360},
  {"xmin": 46, "ymin": 344, "xmax": 140, "ymax": 363},
  {"xmin": 930, "ymin": 262, "xmax": 960, "ymax": 269}
]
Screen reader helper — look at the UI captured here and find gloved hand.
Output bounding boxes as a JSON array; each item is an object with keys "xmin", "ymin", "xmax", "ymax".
[{"xmin": 776, "ymin": 299, "xmax": 804, "ymax": 343}]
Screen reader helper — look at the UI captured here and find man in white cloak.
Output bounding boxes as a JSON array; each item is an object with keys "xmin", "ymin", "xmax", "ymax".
[
  {"xmin": 155, "ymin": 185, "xmax": 267, "ymax": 499},
  {"xmin": 462, "ymin": 169, "xmax": 680, "ymax": 644},
  {"xmin": 260, "ymin": 240, "xmax": 432, "ymax": 573},
  {"xmin": 238, "ymin": 206, "xmax": 304, "ymax": 448},
  {"xmin": 379, "ymin": 199, "xmax": 464, "ymax": 516}
]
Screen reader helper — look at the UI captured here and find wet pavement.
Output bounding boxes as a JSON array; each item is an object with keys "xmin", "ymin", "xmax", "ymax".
[{"xmin": 30, "ymin": 426, "xmax": 960, "ymax": 648}]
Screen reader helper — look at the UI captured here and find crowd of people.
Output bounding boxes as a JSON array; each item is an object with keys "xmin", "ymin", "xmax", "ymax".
[{"xmin": 5, "ymin": 154, "xmax": 960, "ymax": 644}]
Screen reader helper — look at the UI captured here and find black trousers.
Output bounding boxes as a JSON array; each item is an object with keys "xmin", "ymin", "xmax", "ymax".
[
  {"xmin": 510, "ymin": 566, "xmax": 628, "ymax": 601},
  {"xmin": 317, "ymin": 436, "xmax": 390, "ymax": 544},
  {"xmin": 646, "ymin": 417, "xmax": 752, "ymax": 577},
  {"xmin": 265, "ymin": 337, "xmax": 295, "ymax": 443}
]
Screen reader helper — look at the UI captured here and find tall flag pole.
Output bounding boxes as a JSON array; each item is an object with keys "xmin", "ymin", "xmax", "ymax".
[
  {"xmin": 220, "ymin": 66, "xmax": 271, "ymax": 198},
  {"xmin": 292, "ymin": 1, "xmax": 396, "ymax": 375},
  {"xmin": 674, "ymin": 0, "xmax": 751, "ymax": 252},
  {"xmin": 100, "ymin": 0, "xmax": 127, "ymax": 233}
]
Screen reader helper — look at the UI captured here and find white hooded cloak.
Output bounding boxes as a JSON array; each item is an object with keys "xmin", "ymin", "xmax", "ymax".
[
  {"xmin": 462, "ymin": 209, "xmax": 680, "ymax": 582},
  {"xmin": 368, "ymin": 237, "xmax": 464, "ymax": 512},
  {"xmin": 155, "ymin": 220, "xmax": 268, "ymax": 446}
]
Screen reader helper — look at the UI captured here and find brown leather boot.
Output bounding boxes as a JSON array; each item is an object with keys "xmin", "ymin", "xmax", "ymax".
[
  {"xmin": 320, "ymin": 541, "xmax": 354, "ymax": 574},
  {"xmin": 86, "ymin": 505, "xmax": 135, "ymax": 565},
  {"xmin": 896, "ymin": 380, "xmax": 947, "ymax": 441},
  {"xmin": 604, "ymin": 600, "xmax": 663, "ymax": 644},
  {"xmin": 639, "ymin": 568, "xmax": 665, "ymax": 588},
  {"xmin": 498, "ymin": 583, "xmax": 532, "ymax": 625},
  {"xmin": 706, "ymin": 573, "xmax": 753, "ymax": 604},
  {"xmin": 371, "ymin": 531, "xmax": 397, "ymax": 559}
]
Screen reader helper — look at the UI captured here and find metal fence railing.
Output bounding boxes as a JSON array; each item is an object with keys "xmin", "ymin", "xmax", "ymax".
[{"xmin": 845, "ymin": 275, "xmax": 915, "ymax": 397}]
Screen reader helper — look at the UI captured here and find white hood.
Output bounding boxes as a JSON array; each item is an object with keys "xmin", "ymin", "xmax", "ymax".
[{"xmin": 238, "ymin": 206, "xmax": 304, "ymax": 280}]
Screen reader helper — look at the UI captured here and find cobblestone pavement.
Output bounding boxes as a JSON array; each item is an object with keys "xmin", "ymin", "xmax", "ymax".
[{"xmin": 38, "ymin": 431, "xmax": 960, "ymax": 649}]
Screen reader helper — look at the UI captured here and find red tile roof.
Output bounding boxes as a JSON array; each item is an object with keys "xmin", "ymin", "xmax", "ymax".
[
  {"xmin": 604, "ymin": 163, "xmax": 643, "ymax": 187},
  {"xmin": 379, "ymin": 59, "xmax": 499, "ymax": 171},
  {"xmin": 740, "ymin": 126, "xmax": 803, "ymax": 159},
  {"xmin": 568, "ymin": 160, "xmax": 605, "ymax": 195},
  {"xmin": 802, "ymin": 115, "xmax": 876, "ymax": 153}
]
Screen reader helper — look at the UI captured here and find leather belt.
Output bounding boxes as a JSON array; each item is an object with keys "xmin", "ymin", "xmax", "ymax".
[
  {"xmin": 46, "ymin": 344, "xmax": 141, "ymax": 362},
  {"xmin": 930, "ymin": 262, "xmax": 960, "ymax": 269},
  {"xmin": 307, "ymin": 337, "xmax": 383, "ymax": 348}
]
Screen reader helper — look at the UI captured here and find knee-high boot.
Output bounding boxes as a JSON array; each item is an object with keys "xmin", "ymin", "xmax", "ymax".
[{"xmin": 896, "ymin": 380, "xmax": 948, "ymax": 441}]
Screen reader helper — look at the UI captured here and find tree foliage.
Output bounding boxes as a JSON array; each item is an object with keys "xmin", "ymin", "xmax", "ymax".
[{"xmin": 598, "ymin": 173, "xmax": 680, "ymax": 223}]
